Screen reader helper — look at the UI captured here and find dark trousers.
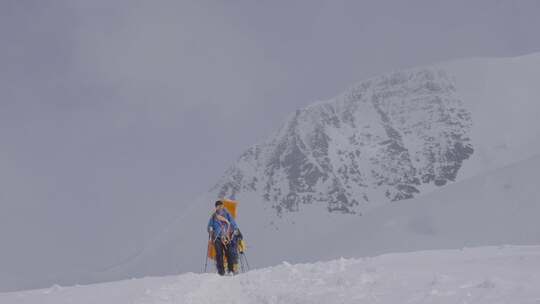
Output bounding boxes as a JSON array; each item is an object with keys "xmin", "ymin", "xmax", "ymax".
[{"xmin": 214, "ymin": 237, "xmax": 238, "ymax": 275}]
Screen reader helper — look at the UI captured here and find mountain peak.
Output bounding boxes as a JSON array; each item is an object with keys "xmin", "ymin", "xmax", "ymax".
[{"xmin": 214, "ymin": 67, "xmax": 474, "ymax": 215}]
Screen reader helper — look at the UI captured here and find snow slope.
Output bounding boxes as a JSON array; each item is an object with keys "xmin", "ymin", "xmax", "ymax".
[
  {"xmin": 91, "ymin": 150, "xmax": 540, "ymax": 292},
  {"xmin": 2, "ymin": 246, "xmax": 540, "ymax": 304},
  {"xmin": 439, "ymin": 54, "xmax": 540, "ymax": 178}
]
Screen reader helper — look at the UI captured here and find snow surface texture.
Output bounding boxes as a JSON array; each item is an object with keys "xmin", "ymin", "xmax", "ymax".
[{"xmin": 2, "ymin": 246, "xmax": 540, "ymax": 304}]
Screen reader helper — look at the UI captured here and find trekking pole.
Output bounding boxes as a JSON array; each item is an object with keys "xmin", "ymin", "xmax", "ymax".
[
  {"xmin": 203, "ymin": 233, "xmax": 211, "ymax": 273},
  {"xmin": 239, "ymin": 251, "xmax": 245, "ymax": 273},
  {"xmin": 242, "ymin": 252, "xmax": 251, "ymax": 271}
]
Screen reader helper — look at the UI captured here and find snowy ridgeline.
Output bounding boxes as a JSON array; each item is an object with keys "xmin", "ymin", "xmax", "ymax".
[{"xmin": 2, "ymin": 246, "xmax": 540, "ymax": 304}]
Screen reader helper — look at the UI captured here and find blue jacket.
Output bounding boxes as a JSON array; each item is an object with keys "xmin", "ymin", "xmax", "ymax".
[{"xmin": 207, "ymin": 208, "xmax": 238, "ymax": 239}]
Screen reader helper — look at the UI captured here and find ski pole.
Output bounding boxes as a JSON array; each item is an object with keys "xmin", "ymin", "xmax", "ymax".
[
  {"xmin": 239, "ymin": 251, "xmax": 245, "ymax": 273},
  {"xmin": 242, "ymin": 253, "xmax": 251, "ymax": 271},
  {"xmin": 204, "ymin": 234, "xmax": 211, "ymax": 272}
]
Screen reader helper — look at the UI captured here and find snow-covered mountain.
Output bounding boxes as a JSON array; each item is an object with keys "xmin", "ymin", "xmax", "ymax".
[
  {"xmin": 3, "ymin": 53, "xmax": 540, "ymax": 292},
  {"xmin": 214, "ymin": 53, "xmax": 540, "ymax": 218},
  {"xmin": 3, "ymin": 246, "xmax": 540, "ymax": 304},
  {"xmin": 214, "ymin": 68, "xmax": 475, "ymax": 215},
  {"xmin": 89, "ymin": 53, "xmax": 540, "ymax": 284}
]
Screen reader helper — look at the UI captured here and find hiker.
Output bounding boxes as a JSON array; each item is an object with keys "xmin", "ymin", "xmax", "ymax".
[{"xmin": 207, "ymin": 200, "xmax": 241, "ymax": 275}]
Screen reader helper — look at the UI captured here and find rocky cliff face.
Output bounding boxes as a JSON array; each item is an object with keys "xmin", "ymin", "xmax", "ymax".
[{"xmin": 213, "ymin": 68, "xmax": 474, "ymax": 215}]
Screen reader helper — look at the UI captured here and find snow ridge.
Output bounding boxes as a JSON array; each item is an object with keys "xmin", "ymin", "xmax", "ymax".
[{"xmin": 3, "ymin": 246, "xmax": 539, "ymax": 304}]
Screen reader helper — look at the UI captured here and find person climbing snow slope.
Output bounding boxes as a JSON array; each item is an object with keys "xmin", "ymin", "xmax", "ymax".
[{"xmin": 207, "ymin": 200, "xmax": 241, "ymax": 275}]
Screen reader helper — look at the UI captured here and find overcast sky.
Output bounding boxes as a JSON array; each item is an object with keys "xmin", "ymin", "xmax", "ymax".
[{"xmin": 1, "ymin": 0, "xmax": 540, "ymax": 291}]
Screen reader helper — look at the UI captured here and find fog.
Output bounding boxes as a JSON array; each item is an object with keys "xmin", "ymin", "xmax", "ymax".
[{"xmin": 1, "ymin": 0, "xmax": 539, "ymax": 291}]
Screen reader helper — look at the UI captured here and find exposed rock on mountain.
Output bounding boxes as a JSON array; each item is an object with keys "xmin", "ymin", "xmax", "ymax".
[{"xmin": 214, "ymin": 68, "xmax": 474, "ymax": 215}]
